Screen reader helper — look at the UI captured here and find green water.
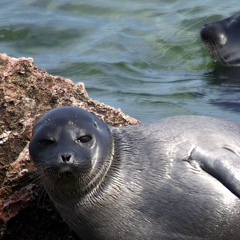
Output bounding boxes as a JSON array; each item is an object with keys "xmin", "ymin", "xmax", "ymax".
[{"xmin": 1, "ymin": 0, "xmax": 240, "ymax": 122}]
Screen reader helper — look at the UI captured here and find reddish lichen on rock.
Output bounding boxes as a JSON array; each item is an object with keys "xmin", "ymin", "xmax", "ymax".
[{"xmin": 0, "ymin": 53, "xmax": 139, "ymax": 239}]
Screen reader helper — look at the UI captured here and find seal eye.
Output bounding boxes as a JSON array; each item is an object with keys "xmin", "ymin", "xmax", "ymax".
[
  {"xmin": 77, "ymin": 135, "xmax": 92, "ymax": 143},
  {"xmin": 38, "ymin": 139, "xmax": 55, "ymax": 147}
]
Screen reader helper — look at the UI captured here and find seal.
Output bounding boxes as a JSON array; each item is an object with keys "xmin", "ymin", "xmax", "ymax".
[
  {"xmin": 200, "ymin": 13, "xmax": 240, "ymax": 66},
  {"xmin": 29, "ymin": 106, "xmax": 240, "ymax": 240}
]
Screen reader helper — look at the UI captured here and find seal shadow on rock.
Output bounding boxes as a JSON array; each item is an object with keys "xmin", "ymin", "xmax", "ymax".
[
  {"xmin": 29, "ymin": 106, "xmax": 240, "ymax": 240},
  {"xmin": 200, "ymin": 12, "xmax": 240, "ymax": 66}
]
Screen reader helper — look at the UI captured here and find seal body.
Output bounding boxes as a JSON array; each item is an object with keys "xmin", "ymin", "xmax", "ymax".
[
  {"xmin": 200, "ymin": 13, "xmax": 240, "ymax": 66},
  {"xmin": 29, "ymin": 107, "xmax": 240, "ymax": 240}
]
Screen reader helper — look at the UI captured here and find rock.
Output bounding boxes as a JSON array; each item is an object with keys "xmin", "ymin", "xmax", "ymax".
[{"xmin": 0, "ymin": 53, "xmax": 139, "ymax": 239}]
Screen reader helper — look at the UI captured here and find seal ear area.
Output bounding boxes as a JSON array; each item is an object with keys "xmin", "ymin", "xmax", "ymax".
[
  {"xmin": 90, "ymin": 113, "xmax": 111, "ymax": 134},
  {"xmin": 82, "ymin": 112, "xmax": 112, "ymax": 143}
]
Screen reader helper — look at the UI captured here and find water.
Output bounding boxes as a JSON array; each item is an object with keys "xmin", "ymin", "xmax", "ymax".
[{"xmin": 1, "ymin": 0, "xmax": 240, "ymax": 123}]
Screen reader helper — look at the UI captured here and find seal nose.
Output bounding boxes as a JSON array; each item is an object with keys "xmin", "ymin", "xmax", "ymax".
[
  {"xmin": 61, "ymin": 153, "xmax": 73, "ymax": 163},
  {"xmin": 200, "ymin": 24, "xmax": 227, "ymax": 46}
]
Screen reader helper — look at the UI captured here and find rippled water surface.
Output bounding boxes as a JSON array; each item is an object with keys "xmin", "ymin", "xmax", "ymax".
[{"xmin": 1, "ymin": 0, "xmax": 240, "ymax": 122}]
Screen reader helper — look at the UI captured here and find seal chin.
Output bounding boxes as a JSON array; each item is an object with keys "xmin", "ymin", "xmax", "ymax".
[
  {"xmin": 45, "ymin": 160, "xmax": 92, "ymax": 187},
  {"xmin": 57, "ymin": 165, "xmax": 76, "ymax": 183}
]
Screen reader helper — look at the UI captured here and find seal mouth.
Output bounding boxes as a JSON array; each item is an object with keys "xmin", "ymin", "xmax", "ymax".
[
  {"xmin": 39, "ymin": 161, "xmax": 93, "ymax": 190},
  {"xmin": 55, "ymin": 161, "xmax": 91, "ymax": 180},
  {"xmin": 57, "ymin": 165, "xmax": 76, "ymax": 183}
]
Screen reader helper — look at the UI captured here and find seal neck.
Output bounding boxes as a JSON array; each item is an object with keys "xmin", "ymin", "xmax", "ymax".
[{"xmin": 80, "ymin": 135, "xmax": 122, "ymax": 206}]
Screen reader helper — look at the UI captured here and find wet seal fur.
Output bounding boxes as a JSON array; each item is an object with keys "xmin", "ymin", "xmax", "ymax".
[
  {"xmin": 200, "ymin": 12, "xmax": 240, "ymax": 66},
  {"xmin": 29, "ymin": 106, "xmax": 240, "ymax": 240}
]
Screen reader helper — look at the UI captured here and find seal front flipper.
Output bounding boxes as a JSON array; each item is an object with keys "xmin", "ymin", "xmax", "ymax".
[{"xmin": 188, "ymin": 146, "xmax": 240, "ymax": 198}]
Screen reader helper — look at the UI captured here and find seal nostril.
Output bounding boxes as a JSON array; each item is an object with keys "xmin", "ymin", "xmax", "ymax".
[{"xmin": 61, "ymin": 154, "xmax": 72, "ymax": 163}]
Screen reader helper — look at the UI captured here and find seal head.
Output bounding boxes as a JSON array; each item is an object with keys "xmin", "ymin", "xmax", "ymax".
[
  {"xmin": 29, "ymin": 106, "xmax": 113, "ymax": 195},
  {"xmin": 200, "ymin": 13, "xmax": 240, "ymax": 66}
]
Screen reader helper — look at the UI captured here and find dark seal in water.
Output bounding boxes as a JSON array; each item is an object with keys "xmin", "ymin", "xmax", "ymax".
[{"xmin": 200, "ymin": 13, "xmax": 240, "ymax": 66}]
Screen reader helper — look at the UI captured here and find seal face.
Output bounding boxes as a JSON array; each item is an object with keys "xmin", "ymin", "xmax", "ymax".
[
  {"xmin": 29, "ymin": 107, "xmax": 240, "ymax": 240},
  {"xmin": 29, "ymin": 106, "xmax": 113, "ymax": 194},
  {"xmin": 200, "ymin": 13, "xmax": 240, "ymax": 66}
]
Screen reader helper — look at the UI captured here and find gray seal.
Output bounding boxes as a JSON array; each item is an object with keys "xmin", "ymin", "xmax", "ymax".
[
  {"xmin": 200, "ymin": 12, "xmax": 240, "ymax": 66},
  {"xmin": 29, "ymin": 106, "xmax": 240, "ymax": 240}
]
